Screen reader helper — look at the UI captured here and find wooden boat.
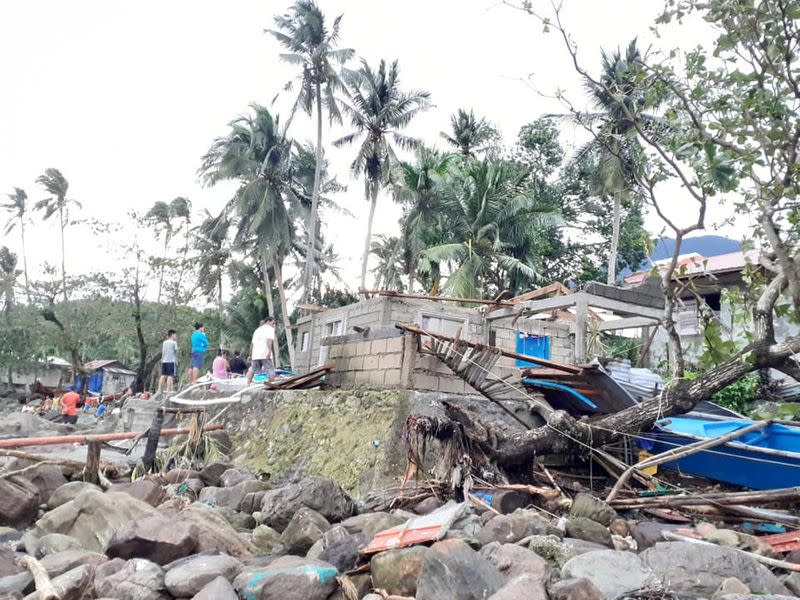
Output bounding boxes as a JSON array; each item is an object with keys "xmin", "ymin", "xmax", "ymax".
[{"xmin": 648, "ymin": 417, "xmax": 800, "ymax": 490}]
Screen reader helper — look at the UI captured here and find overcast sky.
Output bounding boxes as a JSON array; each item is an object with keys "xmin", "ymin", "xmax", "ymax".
[{"xmin": 0, "ymin": 0, "xmax": 750, "ymax": 304}]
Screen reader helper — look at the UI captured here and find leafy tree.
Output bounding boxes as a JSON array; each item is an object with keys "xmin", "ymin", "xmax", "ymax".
[
  {"xmin": 144, "ymin": 197, "xmax": 192, "ymax": 305},
  {"xmin": 35, "ymin": 168, "xmax": 80, "ymax": 304},
  {"xmin": 195, "ymin": 210, "xmax": 231, "ymax": 345},
  {"xmin": 2, "ymin": 188, "xmax": 32, "ymax": 303},
  {"xmin": 440, "ymin": 109, "xmax": 500, "ymax": 157},
  {"xmin": 334, "ymin": 59, "xmax": 430, "ymax": 292},
  {"xmin": 370, "ymin": 235, "xmax": 405, "ymax": 291},
  {"xmin": 270, "ymin": 0, "xmax": 354, "ymax": 303},
  {"xmin": 0, "ymin": 247, "xmax": 18, "ymax": 316}
]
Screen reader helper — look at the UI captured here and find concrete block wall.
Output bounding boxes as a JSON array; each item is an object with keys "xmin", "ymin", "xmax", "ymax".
[
  {"xmin": 490, "ymin": 318, "xmax": 574, "ymax": 377},
  {"xmin": 325, "ymin": 335, "xmax": 406, "ymax": 389}
]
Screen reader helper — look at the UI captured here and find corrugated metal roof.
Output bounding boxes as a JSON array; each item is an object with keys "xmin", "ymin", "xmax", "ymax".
[
  {"xmin": 625, "ymin": 250, "xmax": 759, "ymax": 285},
  {"xmin": 84, "ymin": 359, "xmax": 134, "ymax": 374}
]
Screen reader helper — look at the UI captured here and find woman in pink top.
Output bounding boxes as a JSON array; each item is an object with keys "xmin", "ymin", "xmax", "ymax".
[{"xmin": 212, "ymin": 349, "xmax": 230, "ymax": 379}]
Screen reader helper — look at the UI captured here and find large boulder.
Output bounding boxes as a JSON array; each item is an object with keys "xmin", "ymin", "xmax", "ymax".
[
  {"xmin": 172, "ymin": 503, "xmax": 256, "ymax": 558},
  {"xmin": 198, "ymin": 462, "xmax": 234, "ymax": 487},
  {"xmin": 0, "ymin": 571, "xmax": 32, "ymax": 598},
  {"xmin": 106, "ymin": 514, "xmax": 199, "ymax": 565},
  {"xmin": 477, "ymin": 510, "xmax": 552, "ymax": 546},
  {"xmin": 199, "ymin": 480, "xmax": 267, "ymax": 511},
  {"xmin": 527, "ymin": 535, "xmax": 578, "ymax": 570},
  {"xmin": 34, "ymin": 534, "xmax": 83, "ymax": 558},
  {"xmin": 340, "ymin": 512, "xmax": 406, "ymax": 537},
  {"xmin": 252, "ymin": 525, "xmax": 282, "ymax": 553},
  {"xmin": 370, "ymin": 546, "xmax": 430, "ymax": 597},
  {"xmin": 281, "ymin": 507, "xmax": 331, "ymax": 554},
  {"xmin": 630, "ymin": 522, "xmax": 684, "ymax": 551},
  {"xmin": 110, "ymin": 480, "xmax": 166, "ymax": 507},
  {"xmin": 259, "ymin": 477, "xmax": 355, "ymax": 531},
  {"xmin": 25, "ymin": 564, "xmax": 93, "ymax": 600},
  {"xmin": 416, "ymin": 539, "xmax": 505, "ymax": 600},
  {"xmin": 487, "ymin": 575, "xmax": 548, "ymax": 600},
  {"xmin": 162, "ymin": 469, "xmax": 201, "ymax": 484},
  {"xmin": 548, "ymin": 578, "xmax": 605, "ymax": 600},
  {"xmin": 47, "ymin": 481, "xmax": 100, "ymax": 510},
  {"xmin": 0, "ymin": 478, "xmax": 39, "ymax": 528},
  {"xmin": 19, "ymin": 464, "xmax": 67, "ymax": 506},
  {"xmin": 163, "ymin": 553, "xmax": 243, "ymax": 598},
  {"xmin": 31, "ymin": 489, "xmax": 156, "ymax": 553},
  {"xmin": 317, "ymin": 531, "xmax": 369, "ymax": 572},
  {"xmin": 568, "ymin": 493, "xmax": 617, "ymax": 526},
  {"xmin": 218, "ymin": 469, "xmax": 252, "ymax": 488},
  {"xmin": 564, "ymin": 518, "xmax": 612, "ymax": 548},
  {"xmin": 479, "ymin": 542, "xmax": 548, "ymax": 582},
  {"xmin": 561, "ymin": 550, "xmax": 653, "ymax": 599},
  {"xmin": 641, "ymin": 541, "xmax": 791, "ymax": 597},
  {"xmin": 191, "ymin": 575, "xmax": 237, "ymax": 600},
  {"xmin": 93, "ymin": 557, "xmax": 169, "ymax": 600},
  {"xmin": 40, "ymin": 549, "xmax": 106, "ymax": 578},
  {"xmin": 233, "ymin": 556, "xmax": 338, "ymax": 600}
]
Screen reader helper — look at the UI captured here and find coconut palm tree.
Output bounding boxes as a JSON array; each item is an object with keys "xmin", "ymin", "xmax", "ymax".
[
  {"xmin": 440, "ymin": 109, "xmax": 499, "ymax": 158},
  {"xmin": 195, "ymin": 210, "xmax": 231, "ymax": 345},
  {"xmin": 200, "ymin": 104, "xmax": 298, "ymax": 367},
  {"xmin": 572, "ymin": 40, "xmax": 662, "ymax": 284},
  {"xmin": 269, "ymin": 0, "xmax": 354, "ymax": 303},
  {"xmin": 35, "ymin": 168, "xmax": 80, "ymax": 304},
  {"xmin": 422, "ymin": 159, "xmax": 557, "ymax": 298},
  {"xmin": 370, "ymin": 235, "xmax": 405, "ymax": 291},
  {"xmin": 144, "ymin": 197, "xmax": 191, "ymax": 305},
  {"xmin": 334, "ymin": 59, "xmax": 431, "ymax": 292},
  {"xmin": 2, "ymin": 188, "xmax": 31, "ymax": 303},
  {"xmin": 0, "ymin": 247, "xmax": 18, "ymax": 316}
]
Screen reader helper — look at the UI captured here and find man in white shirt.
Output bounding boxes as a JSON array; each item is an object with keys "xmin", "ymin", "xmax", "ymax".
[{"xmin": 247, "ymin": 316, "xmax": 276, "ymax": 384}]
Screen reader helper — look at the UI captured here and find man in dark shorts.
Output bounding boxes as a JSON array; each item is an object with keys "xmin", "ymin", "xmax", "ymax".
[
  {"xmin": 59, "ymin": 387, "xmax": 80, "ymax": 424},
  {"xmin": 159, "ymin": 329, "xmax": 178, "ymax": 392}
]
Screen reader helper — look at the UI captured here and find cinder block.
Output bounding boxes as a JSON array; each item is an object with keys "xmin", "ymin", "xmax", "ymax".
[
  {"xmin": 363, "ymin": 355, "xmax": 380, "ymax": 371},
  {"xmin": 356, "ymin": 341, "xmax": 371, "ymax": 355},
  {"xmin": 379, "ymin": 353, "xmax": 402, "ymax": 370},
  {"xmin": 368, "ymin": 370, "xmax": 385, "ymax": 387},
  {"xmin": 334, "ymin": 358, "xmax": 349, "ymax": 372},
  {"xmin": 438, "ymin": 377, "xmax": 465, "ymax": 395},
  {"xmin": 384, "ymin": 369, "xmax": 402, "ymax": 387},
  {"xmin": 341, "ymin": 343, "xmax": 356, "ymax": 358},
  {"xmin": 385, "ymin": 337, "xmax": 403, "ymax": 353},
  {"xmin": 371, "ymin": 338, "xmax": 388, "ymax": 354},
  {"xmin": 329, "ymin": 346, "xmax": 341, "ymax": 359},
  {"xmin": 413, "ymin": 372, "xmax": 439, "ymax": 392},
  {"xmin": 349, "ymin": 356, "xmax": 364, "ymax": 371},
  {"xmin": 354, "ymin": 370, "xmax": 370, "ymax": 384}
]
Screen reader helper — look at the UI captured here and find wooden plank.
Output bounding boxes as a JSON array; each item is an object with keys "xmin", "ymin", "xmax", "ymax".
[
  {"xmin": 508, "ymin": 282, "xmax": 572, "ymax": 304},
  {"xmin": 571, "ymin": 315, "xmax": 661, "ymax": 333},
  {"xmin": 359, "ymin": 289, "xmax": 515, "ymax": 307}
]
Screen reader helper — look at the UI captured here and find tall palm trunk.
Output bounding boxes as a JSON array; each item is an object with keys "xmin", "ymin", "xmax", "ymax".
[
  {"xmin": 58, "ymin": 205, "xmax": 68, "ymax": 304},
  {"xmin": 272, "ymin": 257, "xmax": 296, "ymax": 370},
  {"xmin": 301, "ymin": 86, "xmax": 325, "ymax": 304},
  {"xmin": 19, "ymin": 219, "xmax": 31, "ymax": 304},
  {"xmin": 260, "ymin": 251, "xmax": 280, "ymax": 365},
  {"xmin": 607, "ymin": 193, "xmax": 621, "ymax": 286},
  {"xmin": 360, "ymin": 183, "xmax": 379, "ymax": 292},
  {"xmin": 156, "ymin": 232, "xmax": 170, "ymax": 305},
  {"xmin": 217, "ymin": 272, "xmax": 224, "ymax": 349},
  {"xmin": 174, "ymin": 221, "xmax": 192, "ymax": 303}
]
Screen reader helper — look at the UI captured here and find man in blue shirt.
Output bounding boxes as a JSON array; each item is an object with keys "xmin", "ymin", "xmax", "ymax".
[{"xmin": 190, "ymin": 322, "xmax": 209, "ymax": 384}]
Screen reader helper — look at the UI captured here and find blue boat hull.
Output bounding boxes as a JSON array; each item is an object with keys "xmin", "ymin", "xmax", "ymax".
[{"xmin": 650, "ymin": 418, "xmax": 800, "ymax": 490}]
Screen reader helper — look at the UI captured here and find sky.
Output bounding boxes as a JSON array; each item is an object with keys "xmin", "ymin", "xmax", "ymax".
[{"xmin": 0, "ymin": 0, "xmax": 749, "ymax": 304}]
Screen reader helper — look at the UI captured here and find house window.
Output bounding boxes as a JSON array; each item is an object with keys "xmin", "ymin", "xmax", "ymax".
[
  {"xmin": 421, "ymin": 314, "xmax": 464, "ymax": 337},
  {"xmin": 319, "ymin": 319, "xmax": 344, "ymax": 363},
  {"xmin": 676, "ymin": 299, "xmax": 699, "ymax": 336},
  {"xmin": 300, "ymin": 331, "xmax": 309, "ymax": 353}
]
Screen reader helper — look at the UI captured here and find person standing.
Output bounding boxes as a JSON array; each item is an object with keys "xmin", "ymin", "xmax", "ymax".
[
  {"xmin": 159, "ymin": 329, "xmax": 178, "ymax": 392},
  {"xmin": 228, "ymin": 350, "xmax": 247, "ymax": 375},
  {"xmin": 190, "ymin": 322, "xmax": 209, "ymax": 384},
  {"xmin": 59, "ymin": 387, "xmax": 80, "ymax": 424},
  {"xmin": 247, "ymin": 316, "xmax": 276, "ymax": 384}
]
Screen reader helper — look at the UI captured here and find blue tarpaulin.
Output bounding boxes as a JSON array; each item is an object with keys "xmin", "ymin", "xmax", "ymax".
[{"xmin": 515, "ymin": 332, "xmax": 550, "ymax": 367}]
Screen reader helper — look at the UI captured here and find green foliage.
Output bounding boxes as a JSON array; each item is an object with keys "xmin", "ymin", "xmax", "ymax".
[
  {"xmin": 604, "ymin": 334, "xmax": 639, "ymax": 362},
  {"xmin": 711, "ymin": 374, "xmax": 758, "ymax": 415}
]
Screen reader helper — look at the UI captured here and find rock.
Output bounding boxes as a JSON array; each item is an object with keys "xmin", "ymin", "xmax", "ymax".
[
  {"xmin": 191, "ymin": 575, "xmax": 237, "ymax": 600},
  {"xmin": 317, "ymin": 532, "xmax": 368, "ymax": 572},
  {"xmin": 641, "ymin": 541, "xmax": 791, "ymax": 597},
  {"xmin": 0, "ymin": 478, "xmax": 39, "ymax": 528},
  {"xmin": 565, "ymin": 518, "xmax": 612, "ymax": 548},
  {"xmin": 93, "ymin": 557, "xmax": 169, "ymax": 600},
  {"xmin": 630, "ymin": 521, "xmax": 684, "ymax": 551},
  {"xmin": 240, "ymin": 490, "xmax": 267, "ymax": 514},
  {"xmin": 548, "ymin": 577, "xmax": 604, "ymax": 600},
  {"xmin": 706, "ymin": 528, "xmax": 741, "ymax": 548},
  {"xmin": 562, "ymin": 538, "xmax": 610, "ymax": 555},
  {"xmin": 219, "ymin": 469, "xmax": 252, "ymax": 488},
  {"xmin": 451, "ymin": 514, "xmax": 483, "ymax": 538},
  {"xmin": 24, "ymin": 564, "xmax": 93, "ymax": 600},
  {"xmin": 339, "ymin": 512, "xmax": 405, "ymax": 537},
  {"xmin": 162, "ymin": 469, "xmax": 201, "ymax": 484},
  {"xmin": 20, "ymin": 464, "xmax": 67, "ymax": 506},
  {"xmin": 0, "ymin": 572, "xmax": 32, "ymax": 597},
  {"xmin": 414, "ymin": 497, "xmax": 442, "ymax": 514},
  {"xmin": 216, "ymin": 506, "xmax": 256, "ymax": 531},
  {"xmin": 39, "ymin": 549, "xmax": 105, "ymax": 578},
  {"xmin": 568, "ymin": 493, "xmax": 617, "ymax": 526},
  {"xmin": 252, "ymin": 525, "xmax": 282, "ymax": 553},
  {"xmin": 47, "ymin": 482, "xmax": 99, "ymax": 510},
  {"xmin": 561, "ymin": 550, "xmax": 653, "ymax": 599},
  {"xmin": 416, "ymin": 539, "xmax": 505, "ymax": 600},
  {"xmin": 34, "ymin": 533, "xmax": 82, "ymax": 558},
  {"xmin": 785, "ymin": 572, "xmax": 800, "ymax": 596},
  {"xmin": 163, "ymin": 553, "xmax": 243, "ymax": 598},
  {"xmin": 172, "ymin": 503, "xmax": 256, "ymax": 558},
  {"xmin": 106, "ymin": 514, "xmax": 199, "ymax": 565},
  {"xmin": 280, "ymin": 507, "xmax": 331, "ymax": 554},
  {"xmin": 110, "ymin": 480, "xmax": 166, "ymax": 507},
  {"xmin": 477, "ymin": 511, "xmax": 551, "ymax": 546},
  {"xmin": 608, "ymin": 519, "xmax": 630, "ymax": 537},
  {"xmin": 258, "ymin": 477, "xmax": 355, "ymax": 531},
  {"xmin": 199, "ymin": 480, "xmax": 267, "ymax": 511},
  {"xmin": 308, "ymin": 525, "xmax": 350, "ymax": 560},
  {"xmin": 0, "ymin": 548, "xmax": 22, "ymax": 578},
  {"xmin": 487, "ymin": 575, "xmax": 548, "ymax": 600},
  {"xmin": 32, "ymin": 489, "xmax": 156, "ymax": 553},
  {"xmin": 713, "ymin": 577, "xmax": 751, "ymax": 598},
  {"xmin": 327, "ymin": 572, "xmax": 371, "ymax": 600},
  {"xmin": 527, "ymin": 535, "xmax": 577, "ymax": 569},
  {"xmin": 370, "ymin": 546, "xmax": 430, "ymax": 597},
  {"xmin": 0, "ymin": 526, "xmax": 22, "ymax": 545},
  {"xmin": 479, "ymin": 542, "xmax": 548, "ymax": 582},
  {"xmin": 233, "ymin": 556, "xmax": 338, "ymax": 600},
  {"xmin": 198, "ymin": 461, "xmax": 234, "ymax": 487}
]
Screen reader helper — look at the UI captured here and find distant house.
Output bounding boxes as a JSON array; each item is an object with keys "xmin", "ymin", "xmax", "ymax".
[
  {"xmin": 80, "ymin": 360, "xmax": 137, "ymax": 395},
  {"xmin": 10, "ymin": 356, "xmax": 71, "ymax": 389}
]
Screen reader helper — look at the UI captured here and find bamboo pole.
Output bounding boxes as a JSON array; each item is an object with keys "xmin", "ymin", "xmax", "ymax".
[
  {"xmin": 609, "ymin": 486, "xmax": 800, "ymax": 509},
  {"xmin": 605, "ymin": 420, "xmax": 771, "ymax": 502},
  {"xmin": 0, "ymin": 424, "xmax": 223, "ymax": 449}
]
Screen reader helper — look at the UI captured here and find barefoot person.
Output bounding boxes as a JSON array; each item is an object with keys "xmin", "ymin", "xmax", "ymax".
[
  {"xmin": 189, "ymin": 322, "xmax": 209, "ymax": 384},
  {"xmin": 247, "ymin": 316, "xmax": 275, "ymax": 384},
  {"xmin": 159, "ymin": 329, "xmax": 178, "ymax": 392}
]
